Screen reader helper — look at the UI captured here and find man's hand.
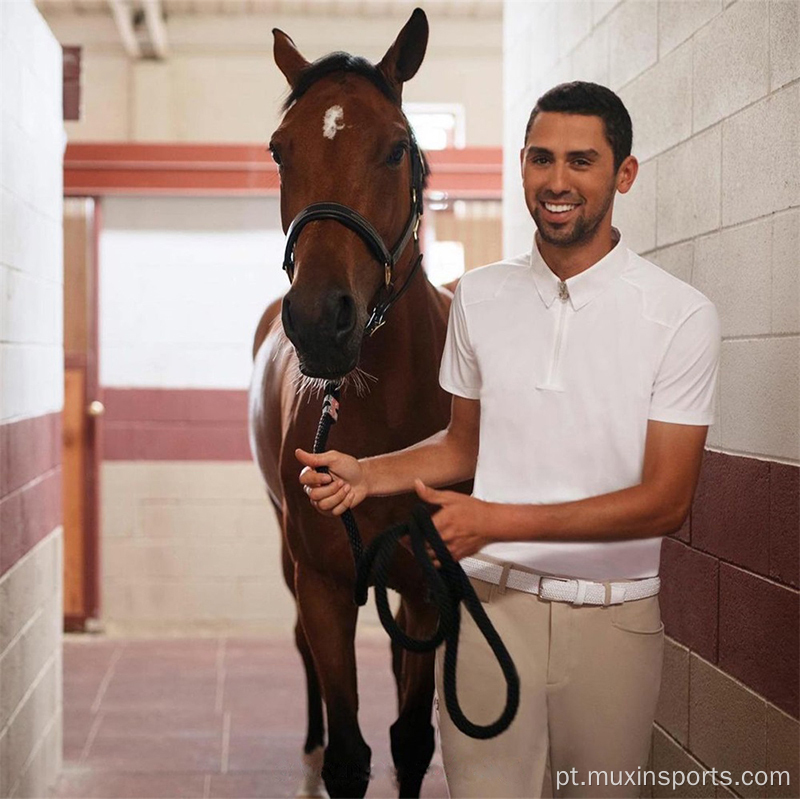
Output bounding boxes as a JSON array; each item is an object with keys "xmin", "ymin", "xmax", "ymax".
[
  {"xmin": 414, "ymin": 479, "xmax": 496, "ymax": 562},
  {"xmin": 296, "ymin": 448, "xmax": 368, "ymax": 516}
]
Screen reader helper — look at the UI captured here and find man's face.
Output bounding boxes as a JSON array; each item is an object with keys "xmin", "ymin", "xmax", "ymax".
[{"xmin": 521, "ymin": 112, "xmax": 619, "ymax": 247}]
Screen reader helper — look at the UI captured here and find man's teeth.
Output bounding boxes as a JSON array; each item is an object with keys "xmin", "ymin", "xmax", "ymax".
[{"xmin": 544, "ymin": 203, "xmax": 577, "ymax": 213}]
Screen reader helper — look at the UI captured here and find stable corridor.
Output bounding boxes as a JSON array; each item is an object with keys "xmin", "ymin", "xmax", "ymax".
[{"xmin": 54, "ymin": 636, "xmax": 447, "ymax": 799}]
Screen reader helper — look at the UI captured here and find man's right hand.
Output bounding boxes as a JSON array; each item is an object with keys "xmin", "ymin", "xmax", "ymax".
[{"xmin": 296, "ymin": 448, "xmax": 368, "ymax": 517}]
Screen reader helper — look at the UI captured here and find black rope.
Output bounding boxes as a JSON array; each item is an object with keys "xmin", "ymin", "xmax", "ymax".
[{"xmin": 313, "ymin": 382, "xmax": 520, "ymax": 739}]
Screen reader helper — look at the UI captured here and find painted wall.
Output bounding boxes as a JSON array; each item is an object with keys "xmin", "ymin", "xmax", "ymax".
[
  {"xmin": 0, "ymin": 0, "xmax": 65, "ymax": 796},
  {"xmin": 503, "ymin": 0, "xmax": 798, "ymax": 794},
  {"xmin": 42, "ymin": 11, "xmax": 503, "ymax": 147}
]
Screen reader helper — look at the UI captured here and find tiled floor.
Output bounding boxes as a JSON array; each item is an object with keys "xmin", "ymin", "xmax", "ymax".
[{"xmin": 54, "ymin": 635, "xmax": 448, "ymax": 799}]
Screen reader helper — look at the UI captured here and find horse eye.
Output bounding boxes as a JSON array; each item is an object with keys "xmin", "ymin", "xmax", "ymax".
[
  {"xmin": 269, "ymin": 146, "xmax": 282, "ymax": 167},
  {"xmin": 387, "ymin": 144, "xmax": 406, "ymax": 165}
]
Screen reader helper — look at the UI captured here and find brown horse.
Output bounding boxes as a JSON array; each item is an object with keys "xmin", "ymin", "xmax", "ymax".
[{"xmin": 249, "ymin": 9, "xmax": 458, "ymax": 799}]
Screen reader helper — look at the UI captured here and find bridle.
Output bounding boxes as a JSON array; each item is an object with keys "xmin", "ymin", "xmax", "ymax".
[{"xmin": 281, "ymin": 126, "xmax": 426, "ymax": 336}]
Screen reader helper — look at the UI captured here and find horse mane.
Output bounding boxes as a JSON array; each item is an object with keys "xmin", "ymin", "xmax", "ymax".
[{"xmin": 282, "ymin": 52, "xmax": 399, "ymax": 111}]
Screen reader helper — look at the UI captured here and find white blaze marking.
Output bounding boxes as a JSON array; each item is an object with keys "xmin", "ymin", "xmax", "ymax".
[{"xmin": 323, "ymin": 105, "xmax": 345, "ymax": 139}]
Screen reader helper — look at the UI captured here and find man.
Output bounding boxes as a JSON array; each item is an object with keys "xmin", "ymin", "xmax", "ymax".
[{"xmin": 296, "ymin": 82, "xmax": 720, "ymax": 799}]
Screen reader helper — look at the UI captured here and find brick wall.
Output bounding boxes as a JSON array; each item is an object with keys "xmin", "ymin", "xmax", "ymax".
[
  {"xmin": 0, "ymin": 0, "xmax": 65, "ymax": 796},
  {"xmin": 503, "ymin": 0, "xmax": 798, "ymax": 795}
]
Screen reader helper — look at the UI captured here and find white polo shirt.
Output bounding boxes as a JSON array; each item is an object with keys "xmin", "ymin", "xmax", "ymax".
[{"xmin": 439, "ymin": 230, "xmax": 720, "ymax": 581}]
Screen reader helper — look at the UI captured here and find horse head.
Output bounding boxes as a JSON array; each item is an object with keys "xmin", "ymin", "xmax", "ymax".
[{"xmin": 270, "ymin": 8, "xmax": 429, "ymax": 380}]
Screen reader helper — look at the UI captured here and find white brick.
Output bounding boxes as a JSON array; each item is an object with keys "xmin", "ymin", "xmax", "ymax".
[
  {"xmin": 722, "ymin": 83, "xmax": 800, "ymax": 227},
  {"xmin": 719, "ymin": 337, "xmax": 800, "ymax": 460},
  {"xmin": 0, "ymin": 268, "xmax": 61, "ymax": 346},
  {"xmin": 648, "ymin": 240, "xmax": 693, "ymax": 284},
  {"xmin": 0, "ymin": 342, "xmax": 63, "ymax": 423},
  {"xmin": 770, "ymin": 0, "xmax": 800, "ymax": 90},
  {"xmin": 571, "ymin": 20, "xmax": 610, "ymax": 86},
  {"xmin": 613, "ymin": 157, "xmax": 656, "ymax": 254},
  {"xmin": 694, "ymin": 218, "xmax": 772, "ymax": 337},
  {"xmin": 619, "ymin": 38, "xmax": 692, "ymax": 163},
  {"xmin": 657, "ymin": 124, "xmax": 722, "ymax": 246},
  {"xmin": 608, "ymin": 0, "xmax": 658, "ymax": 89},
  {"xmin": 693, "ymin": 0, "xmax": 770, "ymax": 132},
  {"xmin": 10, "ymin": 709, "xmax": 61, "ymax": 800},
  {"xmin": 0, "ymin": 594, "xmax": 60, "ymax": 736},
  {"xmin": 0, "ymin": 657, "xmax": 57, "ymax": 797},
  {"xmin": 658, "ymin": 0, "xmax": 722, "ymax": 56},
  {"xmin": 772, "ymin": 208, "xmax": 800, "ymax": 334},
  {"xmin": 0, "ymin": 534, "xmax": 58, "ymax": 656},
  {"xmin": 556, "ymin": 0, "xmax": 593, "ymax": 54},
  {"xmin": 592, "ymin": 0, "xmax": 623, "ymax": 25},
  {"xmin": 705, "ymin": 381, "xmax": 723, "ymax": 449}
]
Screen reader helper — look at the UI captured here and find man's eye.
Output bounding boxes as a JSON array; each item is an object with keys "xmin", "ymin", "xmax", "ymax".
[
  {"xmin": 573, "ymin": 159, "xmax": 590, "ymax": 167},
  {"xmin": 387, "ymin": 144, "xmax": 407, "ymax": 165}
]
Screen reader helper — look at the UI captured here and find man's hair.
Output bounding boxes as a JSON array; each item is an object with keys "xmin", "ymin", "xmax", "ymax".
[{"xmin": 525, "ymin": 82, "xmax": 633, "ymax": 172}]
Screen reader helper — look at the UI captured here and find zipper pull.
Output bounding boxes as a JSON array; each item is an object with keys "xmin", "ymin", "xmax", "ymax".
[{"xmin": 558, "ymin": 281, "xmax": 570, "ymax": 302}]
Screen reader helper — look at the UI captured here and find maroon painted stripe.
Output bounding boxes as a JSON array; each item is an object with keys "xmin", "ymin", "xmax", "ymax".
[
  {"xmin": 0, "ymin": 413, "xmax": 62, "ymax": 500},
  {"xmin": 102, "ymin": 389, "xmax": 250, "ymax": 461},
  {"xmin": 0, "ymin": 468, "xmax": 62, "ymax": 578}
]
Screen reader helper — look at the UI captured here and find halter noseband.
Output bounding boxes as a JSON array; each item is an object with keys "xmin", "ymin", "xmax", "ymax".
[{"xmin": 281, "ymin": 130, "xmax": 425, "ymax": 336}]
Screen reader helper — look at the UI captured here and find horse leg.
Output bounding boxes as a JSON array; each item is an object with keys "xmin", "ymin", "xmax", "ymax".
[
  {"xmin": 281, "ymin": 535, "xmax": 326, "ymax": 797},
  {"xmin": 390, "ymin": 596, "xmax": 437, "ymax": 799},
  {"xmin": 296, "ymin": 564, "xmax": 372, "ymax": 799}
]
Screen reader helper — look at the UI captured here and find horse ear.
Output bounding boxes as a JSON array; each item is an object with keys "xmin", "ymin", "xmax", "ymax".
[
  {"xmin": 273, "ymin": 28, "xmax": 309, "ymax": 88},
  {"xmin": 377, "ymin": 7, "xmax": 429, "ymax": 94}
]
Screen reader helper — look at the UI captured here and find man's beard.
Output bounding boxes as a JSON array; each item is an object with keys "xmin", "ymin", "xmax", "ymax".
[{"xmin": 533, "ymin": 183, "xmax": 615, "ymax": 247}]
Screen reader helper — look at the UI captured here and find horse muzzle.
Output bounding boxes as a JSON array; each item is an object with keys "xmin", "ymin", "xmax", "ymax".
[{"xmin": 282, "ymin": 289, "xmax": 364, "ymax": 378}]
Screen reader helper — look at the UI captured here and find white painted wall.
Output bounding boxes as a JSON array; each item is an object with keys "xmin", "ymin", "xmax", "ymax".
[
  {"xmin": 503, "ymin": 0, "xmax": 799, "ymax": 465},
  {"xmin": 0, "ymin": 0, "xmax": 65, "ymax": 425},
  {"xmin": 0, "ymin": 1, "xmax": 64, "ymax": 796},
  {"xmin": 42, "ymin": 11, "xmax": 503, "ymax": 147},
  {"xmin": 99, "ymin": 196, "xmax": 285, "ymax": 389}
]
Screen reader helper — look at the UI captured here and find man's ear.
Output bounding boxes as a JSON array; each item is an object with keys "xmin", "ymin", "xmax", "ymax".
[
  {"xmin": 616, "ymin": 155, "xmax": 639, "ymax": 195},
  {"xmin": 273, "ymin": 28, "xmax": 309, "ymax": 88},
  {"xmin": 377, "ymin": 8, "xmax": 428, "ymax": 97}
]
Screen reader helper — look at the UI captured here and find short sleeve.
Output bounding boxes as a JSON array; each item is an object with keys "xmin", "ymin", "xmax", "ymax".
[
  {"xmin": 649, "ymin": 302, "xmax": 721, "ymax": 425},
  {"xmin": 439, "ymin": 281, "xmax": 481, "ymax": 399}
]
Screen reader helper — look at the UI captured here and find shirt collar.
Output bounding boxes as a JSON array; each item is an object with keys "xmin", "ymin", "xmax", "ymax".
[{"xmin": 529, "ymin": 227, "xmax": 628, "ymax": 310}]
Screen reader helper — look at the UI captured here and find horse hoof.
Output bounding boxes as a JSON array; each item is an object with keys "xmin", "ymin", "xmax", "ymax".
[{"xmin": 297, "ymin": 746, "xmax": 328, "ymax": 799}]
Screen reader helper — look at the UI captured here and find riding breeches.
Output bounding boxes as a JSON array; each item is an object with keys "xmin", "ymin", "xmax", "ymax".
[{"xmin": 434, "ymin": 575, "xmax": 664, "ymax": 799}]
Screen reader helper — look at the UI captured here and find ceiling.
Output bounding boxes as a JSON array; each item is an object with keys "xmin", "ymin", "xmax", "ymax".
[{"xmin": 35, "ymin": 0, "xmax": 503, "ymax": 19}]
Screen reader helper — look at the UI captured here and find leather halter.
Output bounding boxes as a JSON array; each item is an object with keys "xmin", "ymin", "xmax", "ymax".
[{"xmin": 281, "ymin": 128, "xmax": 426, "ymax": 336}]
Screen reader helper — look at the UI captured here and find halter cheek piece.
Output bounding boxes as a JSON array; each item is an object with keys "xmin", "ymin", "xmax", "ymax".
[{"xmin": 281, "ymin": 130, "xmax": 425, "ymax": 336}]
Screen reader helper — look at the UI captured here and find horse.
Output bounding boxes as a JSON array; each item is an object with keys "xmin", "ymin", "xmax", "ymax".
[{"xmin": 248, "ymin": 9, "xmax": 461, "ymax": 799}]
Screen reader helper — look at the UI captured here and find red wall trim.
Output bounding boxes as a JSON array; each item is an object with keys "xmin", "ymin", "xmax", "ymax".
[
  {"xmin": 64, "ymin": 143, "xmax": 502, "ymax": 199},
  {"xmin": 0, "ymin": 412, "xmax": 62, "ymax": 579},
  {"xmin": 661, "ymin": 450, "xmax": 799, "ymax": 719},
  {"xmin": 102, "ymin": 388, "xmax": 250, "ymax": 461}
]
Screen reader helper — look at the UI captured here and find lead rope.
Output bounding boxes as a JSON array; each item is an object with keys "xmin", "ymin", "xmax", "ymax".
[{"xmin": 312, "ymin": 382, "xmax": 520, "ymax": 740}]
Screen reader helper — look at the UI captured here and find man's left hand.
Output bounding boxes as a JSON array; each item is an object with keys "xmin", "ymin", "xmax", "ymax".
[{"xmin": 414, "ymin": 479, "xmax": 497, "ymax": 562}]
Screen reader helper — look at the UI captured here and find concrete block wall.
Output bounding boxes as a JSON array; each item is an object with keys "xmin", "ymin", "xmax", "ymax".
[
  {"xmin": 504, "ymin": 0, "xmax": 798, "ymax": 796},
  {"xmin": 0, "ymin": 0, "xmax": 65, "ymax": 796}
]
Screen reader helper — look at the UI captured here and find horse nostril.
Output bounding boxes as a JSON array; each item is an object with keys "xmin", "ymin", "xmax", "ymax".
[{"xmin": 334, "ymin": 295, "xmax": 356, "ymax": 341}]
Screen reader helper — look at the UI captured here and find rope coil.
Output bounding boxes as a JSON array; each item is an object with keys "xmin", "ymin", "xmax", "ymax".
[{"xmin": 313, "ymin": 382, "xmax": 520, "ymax": 739}]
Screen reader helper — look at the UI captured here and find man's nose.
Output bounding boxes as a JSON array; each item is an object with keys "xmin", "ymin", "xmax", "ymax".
[{"xmin": 545, "ymin": 162, "xmax": 571, "ymax": 195}]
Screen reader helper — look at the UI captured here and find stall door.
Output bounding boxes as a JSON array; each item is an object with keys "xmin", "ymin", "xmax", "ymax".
[{"xmin": 63, "ymin": 197, "xmax": 101, "ymax": 630}]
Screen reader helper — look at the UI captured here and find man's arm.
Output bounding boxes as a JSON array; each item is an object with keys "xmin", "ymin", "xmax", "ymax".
[
  {"xmin": 417, "ymin": 420, "xmax": 708, "ymax": 561},
  {"xmin": 296, "ymin": 395, "xmax": 480, "ymax": 514},
  {"xmin": 363, "ymin": 395, "xmax": 480, "ymax": 495}
]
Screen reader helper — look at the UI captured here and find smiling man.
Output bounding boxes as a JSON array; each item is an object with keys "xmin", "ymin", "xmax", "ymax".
[{"xmin": 297, "ymin": 82, "xmax": 720, "ymax": 798}]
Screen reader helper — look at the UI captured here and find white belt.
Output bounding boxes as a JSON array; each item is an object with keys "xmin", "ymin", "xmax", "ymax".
[{"xmin": 461, "ymin": 557, "xmax": 660, "ymax": 606}]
